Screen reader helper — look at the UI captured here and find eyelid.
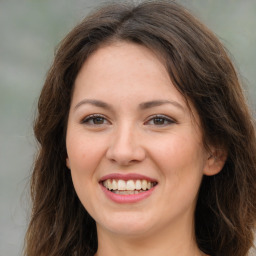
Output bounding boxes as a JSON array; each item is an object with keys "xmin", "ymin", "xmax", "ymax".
[
  {"xmin": 80, "ymin": 113, "xmax": 176, "ymax": 126},
  {"xmin": 144, "ymin": 114, "xmax": 176, "ymax": 126},
  {"xmin": 81, "ymin": 114, "xmax": 111, "ymax": 125}
]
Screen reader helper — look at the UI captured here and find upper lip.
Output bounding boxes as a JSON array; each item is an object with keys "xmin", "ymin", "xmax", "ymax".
[{"xmin": 99, "ymin": 173, "xmax": 158, "ymax": 182}]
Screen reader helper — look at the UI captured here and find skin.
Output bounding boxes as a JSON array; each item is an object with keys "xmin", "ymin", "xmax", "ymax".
[{"xmin": 66, "ymin": 42, "xmax": 224, "ymax": 256}]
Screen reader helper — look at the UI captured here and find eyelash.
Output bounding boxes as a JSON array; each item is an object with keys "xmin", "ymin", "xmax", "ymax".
[
  {"xmin": 145, "ymin": 115, "xmax": 176, "ymax": 126},
  {"xmin": 81, "ymin": 114, "xmax": 110, "ymax": 125},
  {"xmin": 81, "ymin": 114, "xmax": 176, "ymax": 127}
]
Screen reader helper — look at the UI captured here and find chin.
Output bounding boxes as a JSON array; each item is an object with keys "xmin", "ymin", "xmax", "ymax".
[{"xmin": 96, "ymin": 211, "xmax": 155, "ymax": 237}]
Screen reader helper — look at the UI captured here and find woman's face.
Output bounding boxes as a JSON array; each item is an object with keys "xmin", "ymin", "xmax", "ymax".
[{"xmin": 66, "ymin": 42, "xmax": 212, "ymax": 238}]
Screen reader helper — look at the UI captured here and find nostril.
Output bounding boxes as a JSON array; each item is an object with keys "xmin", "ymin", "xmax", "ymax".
[{"xmin": 106, "ymin": 145, "xmax": 146, "ymax": 165}]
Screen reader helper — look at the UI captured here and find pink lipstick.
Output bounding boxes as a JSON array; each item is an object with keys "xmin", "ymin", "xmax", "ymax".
[{"xmin": 99, "ymin": 173, "xmax": 158, "ymax": 204}]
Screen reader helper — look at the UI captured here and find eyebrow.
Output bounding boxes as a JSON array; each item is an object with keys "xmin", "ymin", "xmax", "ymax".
[
  {"xmin": 74, "ymin": 99, "xmax": 184, "ymax": 111},
  {"xmin": 74, "ymin": 99, "xmax": 113, "ymax": 111},
  {"xmin": 139, "ymin": 100, "xmax": 184, "ymax": 111}
]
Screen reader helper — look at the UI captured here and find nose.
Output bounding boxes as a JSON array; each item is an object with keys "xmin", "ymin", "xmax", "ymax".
[{"xmin": 106, "ymin": 124, "xmax": 146, "ymax": 166}]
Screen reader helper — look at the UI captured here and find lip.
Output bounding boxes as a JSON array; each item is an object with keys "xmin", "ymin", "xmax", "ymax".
[
  {"xmin": 99, "ymin": 173, "xmax": 157, "ymax": 182},
  {"xmin": 100, "ymin": 184, "xmax": 157, "ymax": 204},
  {"xmin": 99, "ymin": 173, "xmax": 158, "ymax": 204}
]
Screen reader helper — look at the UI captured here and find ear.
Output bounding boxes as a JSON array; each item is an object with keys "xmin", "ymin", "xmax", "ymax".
[
  {"xmin": 66, "ymin": 157, "xmax": 70, "ymax": 169},
  {"xmin": 203, "ymin": 149, "xmax": 227, "ymax": 176}
]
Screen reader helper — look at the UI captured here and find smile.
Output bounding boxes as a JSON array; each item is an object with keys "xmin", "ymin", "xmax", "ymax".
[
  {"xmin": 102, "ymin": 179, "xmax": 157, "ymax": 194},
  {"xmin": 99, "ymin": 173, "xmax": 158, "ymax": 203}
]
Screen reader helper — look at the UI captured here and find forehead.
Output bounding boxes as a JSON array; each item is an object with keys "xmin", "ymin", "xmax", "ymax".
[
  {"xmin": 73, "ymin": 41, "xmax": 197, "ymax": 118},
  {"xmin": 77, "ymin": 42, "xmax": 168, "ymax": 81},
  {"xmin": 74, "ymin": 42, "xmax": 178, "ymax": 98}
]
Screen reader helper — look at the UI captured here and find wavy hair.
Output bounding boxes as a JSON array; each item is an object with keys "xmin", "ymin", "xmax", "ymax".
[{"xmin": 24, "ymin": 1, "xmax": 256, "ymax": 255}]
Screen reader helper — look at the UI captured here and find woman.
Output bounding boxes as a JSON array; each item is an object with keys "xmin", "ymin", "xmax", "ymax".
[{"xmin": 24, "ymin": 1, "xmax": 256, "ymax": 256}]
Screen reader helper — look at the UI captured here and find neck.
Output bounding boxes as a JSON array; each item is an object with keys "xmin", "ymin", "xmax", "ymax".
[{"xmin": 95, "ymin": 215, "xmax": 204, "ymax": 256}]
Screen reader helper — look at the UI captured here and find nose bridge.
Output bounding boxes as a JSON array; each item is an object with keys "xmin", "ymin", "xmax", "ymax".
[{"xmin": 106, "ymin": 121, "xmax": 145, "ymax": 165}]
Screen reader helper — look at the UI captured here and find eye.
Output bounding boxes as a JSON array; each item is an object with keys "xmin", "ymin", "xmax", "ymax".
[
  {"xmin": 81, "ymin": 114, "xmax": 110, "ymax": 125},
  {"xmin": 145, "ymin": 115, "xmax": 175, "ymax": 126}
]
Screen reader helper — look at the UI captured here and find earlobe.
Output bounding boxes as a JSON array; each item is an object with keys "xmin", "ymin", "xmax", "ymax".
[
  {"xmin": 203, "ymin": 150, "xmax": 227, "ymax": 176},
  {"xmin": 66, "ymin": 158, "xmax": 70, "ymax": 169}
]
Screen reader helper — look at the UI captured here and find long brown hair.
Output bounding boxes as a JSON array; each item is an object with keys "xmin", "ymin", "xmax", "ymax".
[{"xmin": 24, "ymin": 1, "xmax": 256, "ymax": 255}]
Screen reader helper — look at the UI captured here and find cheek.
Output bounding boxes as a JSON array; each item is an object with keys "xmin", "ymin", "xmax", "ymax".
[
  {"xmin": 150, "ymin": 133, "xmax": 205, "ymax": 171},
  {"xmin": 149, "ymin": 133, "xmax": 206, "ymax": 197},
  {"xmin": 66, "ymin": 135, "xmax": 105, "ymax": 209},
  {"xmin": 66, "ymin": 132, "xmax": 106, "ymax": 173}
]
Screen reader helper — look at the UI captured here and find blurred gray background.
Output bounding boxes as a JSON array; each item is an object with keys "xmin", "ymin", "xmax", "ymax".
[{"xmin": 0, "ymin": 0, "xmax": 255, "ymax": 255}]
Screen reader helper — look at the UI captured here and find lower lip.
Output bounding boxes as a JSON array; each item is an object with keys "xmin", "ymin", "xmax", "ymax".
[{"xmin": 100, "ymin": 185, "xmax": 156, "ymax": 204}]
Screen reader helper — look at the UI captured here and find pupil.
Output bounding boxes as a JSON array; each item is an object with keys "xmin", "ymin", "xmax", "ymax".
[
  {"xmin": 94, "ymin": 117, "xmax": 103, "ymax": 124},
  {"xmin": 154, "ymin": 118, "xmax": 164, "ymax": 124}
]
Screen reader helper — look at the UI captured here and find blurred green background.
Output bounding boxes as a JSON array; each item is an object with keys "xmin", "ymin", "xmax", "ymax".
[{"xmin": 0, "ymin": 0, "xmax": 255, "ymax": 255}]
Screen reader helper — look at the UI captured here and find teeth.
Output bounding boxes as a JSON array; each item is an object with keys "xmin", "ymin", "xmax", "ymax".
[
  {"xmin": 112, "ymin": 190, "xmax": 147, "ymax": 195},
  {"xmin": 141, "ymin": 180, "xmax": 147, "ymax": 190},
  {"xmin": 117, "ymin": 180, "xmax": 126, "ymax": 190},
  {"xmin": 103, "ymin": 179, "xmax": 113, "ymax": 190},
  {"xmin": 135, "ymin": 180, "xmax": 141, "ymax": 190},
  {"xmin": 126, "ymin": 180, "xmax": 135, "ymax": 190},
  {"xmin": 106, "ymin": 179, "xmax": 112, "ymax": 190},
  {"xmin": 147, "ymin": 181, "xmax": 152, "ymax": 189},
  {"xmin": 112, "ymin": 179, "xmax": 118, "ymax": 190},
  {"xmin": 102, "ymin": 179, "xmax": 156, "ymax": 192}
]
